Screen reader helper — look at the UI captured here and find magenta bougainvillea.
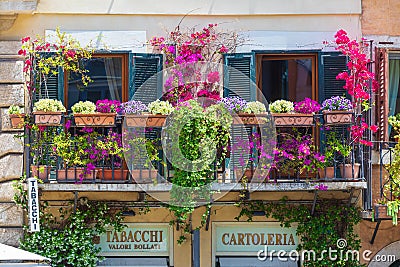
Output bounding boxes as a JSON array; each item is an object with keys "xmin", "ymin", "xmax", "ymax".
[{"xmin": 334, "ymin": 29, "xmax": 378, "ymax": 146}]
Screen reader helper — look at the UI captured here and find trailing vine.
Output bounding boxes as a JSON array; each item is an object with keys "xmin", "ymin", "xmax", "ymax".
[
  {"xmin": 13, "ymin": 176, "xmax": 125, "ymax": 267},
  {"xmin": 164, "ymin": 100, "xmax": 232, "ymax": 243},
  {"xmin": 235, "ymin": 198, "xmax": 362, "ymax": 267}
]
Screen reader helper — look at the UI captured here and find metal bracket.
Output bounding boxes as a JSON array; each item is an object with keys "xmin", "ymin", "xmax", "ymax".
[
  {"xmin": 205, "ymin": 207, "xmax": 211, "ymax": 231},
  {"xmin": 311, "ymin": 190, "xmax": 318, "ymax": 216},
  {"xmin": 347, "ymin": 187, "xmax": 355, "ymax": 206},
  {"xmin": 73, "ymin": 191, "xmax": 78, "ymax": 212},
  {"xmin": 370, "ymin": 220, "xmax": 381, "ymax": 244}
]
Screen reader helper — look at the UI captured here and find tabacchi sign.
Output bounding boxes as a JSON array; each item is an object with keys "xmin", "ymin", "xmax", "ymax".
[
  {"xmin": 96, "ymin": 224, "xmax": 170, "ymax": 255},
  {"xmin": 27, "ymin": 177, "xmax": 40, "ymax": 232}
]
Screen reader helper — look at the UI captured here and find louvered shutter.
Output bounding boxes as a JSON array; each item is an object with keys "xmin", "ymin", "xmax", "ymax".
[
  {"xmin": 34, "ymin": 53, "xmax": 64, "ymax": 101},
  {"xmin": 318, "ymin": 52, "xmax": 348, "ymax": 101},
  {"xmin": 375, "ymin": 48, "xmax": 388, "ymax": 142},
  {"xmin": 129, "ymin": 53, "xmax": 163, "ymax": 104},
  {"xmin": 224, "ymin": 53, "xmax": 256, "ymax": 101},
  {"xmin": 224, "ymin": 53, "xmax": 256, "ymax": 181}
]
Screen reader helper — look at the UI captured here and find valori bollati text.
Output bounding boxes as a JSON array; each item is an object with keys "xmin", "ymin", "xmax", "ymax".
[
  {"xmin": 106, "ymin": 230, "xmax": 164, "ymax": 250},
  {"xmin": 221, "ymin": 232, "xmax": 296, "ymax": 246}
]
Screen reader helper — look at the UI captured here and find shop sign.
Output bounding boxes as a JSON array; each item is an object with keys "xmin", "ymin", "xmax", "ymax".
[
  {"xmin": 96, "ymin": 224, "xmax": 169, "ymax": 254},
  {"xmin": 27, "ymin": 177, "xmax": 40, "ymax": 232},
  {"xmin": 215, "ymin": 223, "xmax": 298, "ymax": 253}
]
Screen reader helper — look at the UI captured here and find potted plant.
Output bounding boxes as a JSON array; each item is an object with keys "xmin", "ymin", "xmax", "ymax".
[
  {"xmin": 324, "ymin": 131, "xmax": 360, "ymax": 179},
  {"xmin": 8, "ymin": 105, "xmax": 25, "ymax": 129},
  {"xmin": 321, "ymin": 96, "xmax": 354, "ymax": 125},
  {"xmin": 96, "ymin": 131, "xmax": 129, "ymax": 181},
  {"xmin": 53, "ymin": 127, "xmax": 98, "ymax": 182},
  {"xmin": 124, "ymin": 99, "xmax": 173, "ymax": 127},
  {"xmin": 121, "ymin": 100, "xmax": 149, "ymax": 127},
  {"xmin": 269, "ymin": 98, "xmax": 318, "ymax": 127},
  {"xmin": 273, "ymin": 130, "xmax": 322, "ymax": 179},
  {"xmin": 124, "ymin": 132, "xmax": 161, "ymax": 183},
  {"xmin": 33, "ymin": 98, "xmax": 66, "ymax": 126},
  {"xmin": 71, "ymin": 100, "xmax": 97, "ymax": 126}
]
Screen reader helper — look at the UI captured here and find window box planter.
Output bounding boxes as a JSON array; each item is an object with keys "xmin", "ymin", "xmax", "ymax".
[
  {"xmin": 124, "ymin": 114, "xmax": 167, "ymax": 127},
  {"xmin": 33, "ymin": 111, "xmax": 63, "ymax": 126},
  {"xmin": 232, "ymin": 113, "xmax": 269, "ymax": 125},
  {"xmin": 31, "ymin": 165, "xmax": 50, "ymax": 180},
  {"xmin": 373, "ymin": 204, "xmax": 400, "ymax": 220},
  {"xmin": 271, "ymin": 113, "xmax": 314, "ymax": 127},
  {"xmin": 9, "ymin": 114, "xmax": 25, "ymax": 129},
  {"xmin": 323, "ymin": 110, "xmax": 354, "ymax": 125},
  {"xmin": 73, "ymin": 113, "xmax": 116, "ymax": 126}
]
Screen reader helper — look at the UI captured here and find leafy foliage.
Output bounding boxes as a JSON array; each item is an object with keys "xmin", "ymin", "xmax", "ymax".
[
  {"xmin": 235, "ymin": 198, "xmax": 362, "ymax": 267},
  {"xmin": 13, "ymin": 176, "xmax": 125, "ymax": 267}
]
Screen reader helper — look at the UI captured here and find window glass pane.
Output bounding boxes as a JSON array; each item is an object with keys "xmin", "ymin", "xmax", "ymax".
[
  {"xmin": 261, "ymin": 58, "xmax": 312, "ymax": 102},
  {"xmin": 67, "ymin": 56, "xmax": 123, "ymax": 110},
  {"xmin": 388, "ymin": 58, "xmax": 400, "ymax": 139}
]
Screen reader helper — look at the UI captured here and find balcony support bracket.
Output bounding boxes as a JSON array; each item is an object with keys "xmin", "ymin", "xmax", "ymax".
[
  {"xmin": 205, "ymin": 207, "xmax": 211, "ymax": 231},
  {"xmin": 347, "ymin": 187, "xmax": 355, "ymax": 206},
  {"xmin": 370, "ymin": 220, "xmax": 381, "ymax": 244},
  {"xmin": 311, "ymin": 190, "xmax": 318, "ymax": 216},
  {"xmin": 73, "ymin": 191, "xmax": 78, "ymax": 212}
]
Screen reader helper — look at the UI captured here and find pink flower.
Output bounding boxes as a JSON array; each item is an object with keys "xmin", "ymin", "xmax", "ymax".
[
  {"xmin": 207, "ymin": 71, "xmax": 220, "ymax": 83},
  {"xmin": 370, "ymin": 125, "xmax": 378, "ymax": 133}
]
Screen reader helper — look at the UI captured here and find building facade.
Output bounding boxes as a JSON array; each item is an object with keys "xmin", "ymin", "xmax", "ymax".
[{"xmin": 2, "ymin": 0, "xmax": 397, "ymax": 266}]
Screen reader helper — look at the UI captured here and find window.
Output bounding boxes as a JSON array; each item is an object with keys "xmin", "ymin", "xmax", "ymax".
[
  {"xmin": 65, "ymin": 54, "xmax": 128, "ymax": 110},
  {"xmin": 257, "ymin": 54, "xmax": 317, "ymax": 103},
  {"xmin": 387, "ymin": 53, "xmax": 400, "ymax": 140}
]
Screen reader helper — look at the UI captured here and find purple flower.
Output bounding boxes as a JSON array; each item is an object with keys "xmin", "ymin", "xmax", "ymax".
[
  {"xmin": 294, "ymin": 98, "xmax": 321, "ymax": 114},
  {"xmin": 321, "ymin": 96, "xmax": 352, "ymax": 111},
  {"xmin": 121, "ymin": 100, "xmax": 148, "ymax": 114},
  {"xmin": 218, "ymin": 97, "xmax": 247, "ymax": 113},
  {"xmin": 315, "ymin": 183, "xmax": 328, "ymax": 191}
]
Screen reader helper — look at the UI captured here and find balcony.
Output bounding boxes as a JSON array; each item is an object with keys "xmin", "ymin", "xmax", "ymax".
[{"xmin": 24, "ymin": 113, "xmax": 367, "ymax": 194}]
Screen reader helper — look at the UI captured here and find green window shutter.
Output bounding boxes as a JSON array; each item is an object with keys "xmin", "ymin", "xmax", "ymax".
[
  {"xmin": 34, "ymin": 53, "xmax": 64, "ymax": 102},
  {"xmin": 224, "ymin": 53, "xmax": 256, "ymax": 101},
  {"xmin": 129, "ymin": 53, "xmax": 163, "ymax": 104},
  {"xmin": 318, "ymin": 52, "xmax": 347, "ymax": 101}
]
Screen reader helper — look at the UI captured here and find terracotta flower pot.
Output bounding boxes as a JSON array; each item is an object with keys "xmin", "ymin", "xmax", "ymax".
[
  {"xmin": 318, "ymin": 167, "xmax": 335, "ymax": 179},
  {"xmin": 339, "ymin": 163, "xmax": 360, "ymax": 179},
  {"xmin": 97, "ymin": 169, "xmax": 129, "ymax": 181},
  {"xmin": 56, "ymin": 168, "xmax": 97, "ymax": 182},
  {"xmin": 232, "ymin": 113, "xmax": 269, "ymax": 125},
  {"xmin": 31, "ymin": 165, "xmax": 50, "ymax": 180},
  {"xmin": 9, "ymin": 114, "xmax": 25, "ymax": 129},
  {"xmin": 33, "ymin": 111, "xmax": 63, "ymax": 126},
  {"xmin": 130, "ymin": 169, "xmax": 158, "ymax": 184}
]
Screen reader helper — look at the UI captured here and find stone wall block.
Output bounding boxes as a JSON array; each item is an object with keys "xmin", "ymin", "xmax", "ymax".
[
  {"xmin": 0, "ymin": 228, "xmax": 23, "ymax": 247},
  {"xmin": 0, "ymin": 154, "xmax": 23, "ymax": 182},
  {"xmin": 0, "ymin": 41, "xmax": 21, "ymax": 55},
  {"xmin": 0, "ymin": 181, "xmax": 17, "ymax": 202},
  {"xmin": 0, "ymin": 204, "xmax": 23, "ymax": 226},
  {"xmin": 0, "ymin": 133, "xmax": 24, "ymax": 154},
  {"xmin": 0, "ymin": 60, "xmax": 24, "ymax": 83},
  {"xmin": 0, "ymin": 84, "xmax": 24, "ymax": 107}
]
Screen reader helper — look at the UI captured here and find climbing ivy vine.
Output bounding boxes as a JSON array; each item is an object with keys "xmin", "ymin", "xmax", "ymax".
[
  {"xmin": 13, "ymin": 177, "xmax": 125, "ymax": 267},
  {"xmin": 235, "ymin": 198, "xmax": 363, "ymax": 267}
]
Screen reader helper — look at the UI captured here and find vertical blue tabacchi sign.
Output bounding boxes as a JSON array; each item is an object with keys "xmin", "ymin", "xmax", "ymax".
[{"xmin": 27, "ymin": 177, "xmax": 40, "ymax": 232}]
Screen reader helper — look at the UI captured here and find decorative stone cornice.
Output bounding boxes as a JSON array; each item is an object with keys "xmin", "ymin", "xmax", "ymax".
[
  {"xmin": 0, "ymin": 0, "xmax": 38, "ymax": 14},
  {"xmin": 0, "ymin": 14, "xmax": 17, "ymax": 31}
]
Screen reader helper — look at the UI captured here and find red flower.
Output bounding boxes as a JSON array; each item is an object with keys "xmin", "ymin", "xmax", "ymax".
[{"xmin": 370, "ymin": 125, "xmax": 378, "ymax": 133}]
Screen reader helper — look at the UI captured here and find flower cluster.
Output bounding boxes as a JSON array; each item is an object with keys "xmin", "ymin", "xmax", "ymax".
[
  {"xmin": 244, "ymin": 101, "xmax": 267, "ymax": 114},
  {"xmin": 121, "ymin": 100, "xmax": 148, "ymax": 114},
  {"xmin": 218, "ymin": 97, "xmax": 248, "ymax": 113},
  {"xmin": 269, "ymin": 100, "xmax": 294, "ymax": 113},
  {"xmin": 8, "ymin": 105, "xmax": 24, "ymax": 115},
  {"xmin": 150, "ymin": 23, "xmax": 242, "ymax": 104},
  {"xmin": 273, "ymin": 132, "xmax": 325, "ymax": 174},
  {"xmin": 389, "ymin": 114, "xmax": 400, "ymax": 135},
  {"xmin": 34, "ymin": 99, "xmax": 66, "ymax": 112},
  {"xmin": 350, "ymin": 122, "xmax": 378, "ymax": 147},
  {"xmin": 294, "ymin": 98, "xmax": 321, "ymax": 114},
  {"xmin": 321, "ymin": 96, "xmax": 353, "ymax": 111},
  {"xmin": 71, "ymin": 101, "xmax": 96, "ymax": 114},
  {"xmin": 95, "ymin": 99, "xmax": 122, "ymax": 113},
  {"xmin": 148, "ymin": 100, "xmax": 174, "ymax": 115}
]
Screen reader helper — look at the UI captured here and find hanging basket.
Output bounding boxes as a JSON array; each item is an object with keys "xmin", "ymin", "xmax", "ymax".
[
  {"xmin": 271, "ymin": 113, "xmax": 314, "ymax": 127},
  {"xmin": 323, "ymin": 110, "xmax": 354, "ymax": 125},
  {"xmin": 33, "ymin": 111, "xmax": 63, "ymax": 126},
  {"xmin": 73, "ymin": 113, "xmax": 116, "ymax": 126}
]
